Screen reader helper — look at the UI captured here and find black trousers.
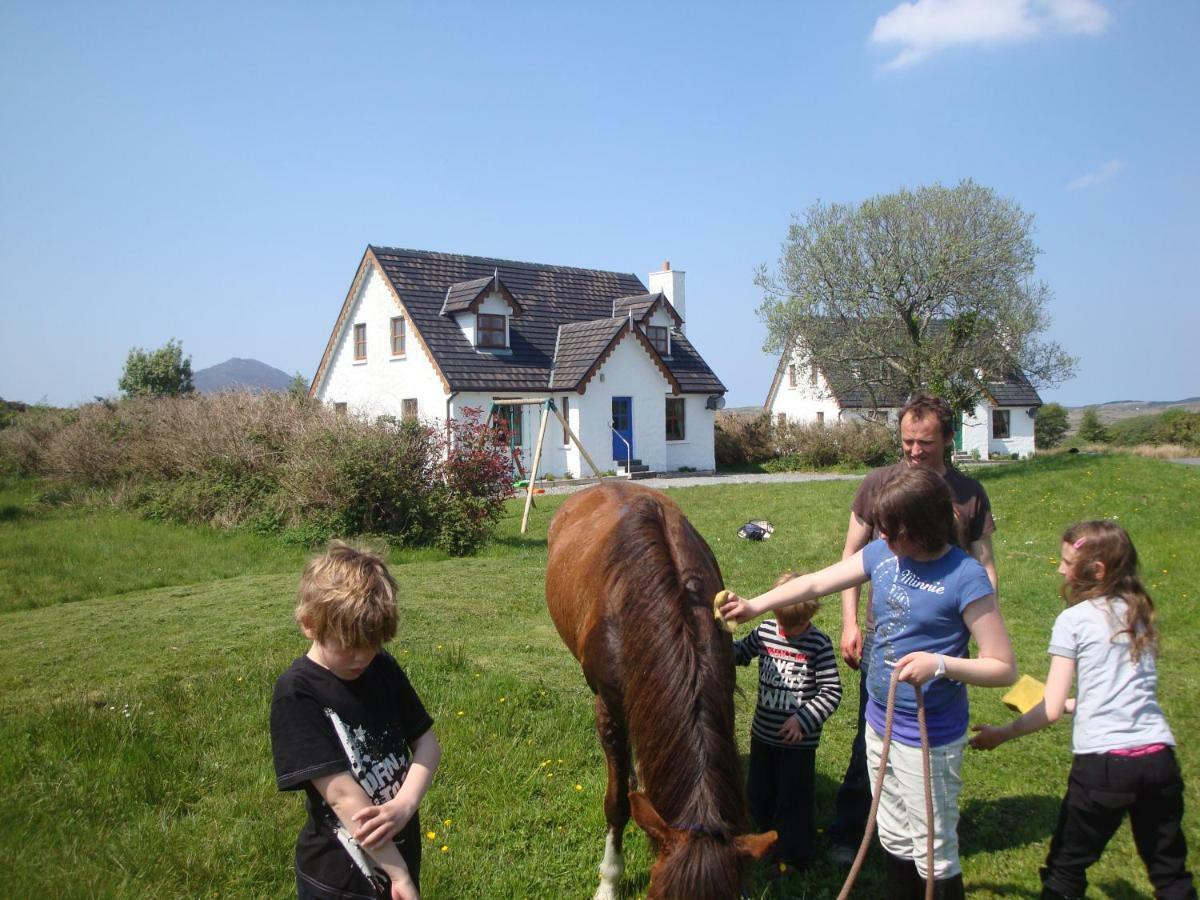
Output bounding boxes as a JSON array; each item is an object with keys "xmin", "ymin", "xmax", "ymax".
[
  {"xmin": 1041, "ymin": 748, "xmax": 1195, "ymax": 900},
  {"xmin": 747, "ymin": 736, "xmax": 817, "ymax": 867},
  {"xmin": 830, "ymin": 634, "xmax": 873, "ymax": 850}
]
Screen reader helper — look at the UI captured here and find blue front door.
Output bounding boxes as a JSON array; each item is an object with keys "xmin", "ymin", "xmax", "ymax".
[{"xmin": 611, "ymin": 397, "xmax": 632, "ymax": 462}]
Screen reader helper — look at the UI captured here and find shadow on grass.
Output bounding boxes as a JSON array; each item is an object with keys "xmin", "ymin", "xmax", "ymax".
[
  {"xmin": 960, "ymin": 794, "xmax": 1061, "ymax": 855},
  {"xmin": 0, "ymin": 504, "xmax": 26, "ymax": 522},
  {"xmin": 963, "ymin": 881, "xmax": 1040, "ymax": 897},
  {"xmin": 1095, "ymin": 877, "xmax": 1157, "ymax": 899}
]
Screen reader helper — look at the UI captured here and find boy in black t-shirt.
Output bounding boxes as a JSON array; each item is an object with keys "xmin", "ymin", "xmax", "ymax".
[{"xmin": 271, "ymin": 542, "xmax": 441, "ymax": 900}]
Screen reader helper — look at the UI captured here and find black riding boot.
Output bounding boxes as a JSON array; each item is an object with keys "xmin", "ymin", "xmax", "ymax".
[
  {"xmin": 884, "ymin": 852, "xmax": 923, "ymax": 900},
  {"xmin": 930, "ymin": 872, "xmax": 965, "ymax": 900},
  {"xmin": 1039, "ymin": 887, "xmax": 1082, "ymax": 900}
]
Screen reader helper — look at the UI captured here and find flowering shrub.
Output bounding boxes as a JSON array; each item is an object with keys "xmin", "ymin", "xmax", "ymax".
[{"xmin": 433, "ymin": 407, "xmax": 515, "ymax": 554}]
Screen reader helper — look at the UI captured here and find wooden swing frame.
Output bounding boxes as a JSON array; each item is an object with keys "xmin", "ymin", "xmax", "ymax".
[{"xmin": 488, "ymin": 398, "xmax": 607, "ymax": 534}]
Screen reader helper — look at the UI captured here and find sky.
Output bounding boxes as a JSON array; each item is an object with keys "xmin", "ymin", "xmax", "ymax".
[{"xmin": 2, "ymin": 0, "xmax": 1197, "ymax": 410}]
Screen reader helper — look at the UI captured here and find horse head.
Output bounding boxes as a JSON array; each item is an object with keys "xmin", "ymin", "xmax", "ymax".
[{"xmin": 630, "ymin": 792, "xmax": 777, "ymax": 900}]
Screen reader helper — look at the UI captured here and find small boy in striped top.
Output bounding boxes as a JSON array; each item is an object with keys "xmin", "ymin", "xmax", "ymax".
[{"xmin": 734, "ymin": 572, "xmax": 842, "ymax": 872}]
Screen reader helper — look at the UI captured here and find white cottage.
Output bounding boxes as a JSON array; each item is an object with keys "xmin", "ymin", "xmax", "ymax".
[
  {"xmin": 765, "ymin": 346, "xmax": 1043, "ymax": 459},
  {"xmin": 311, "ymin": 247, "xmax": 727, "ymax": 477}
]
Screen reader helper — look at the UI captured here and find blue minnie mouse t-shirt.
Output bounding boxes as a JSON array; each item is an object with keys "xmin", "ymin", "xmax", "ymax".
[{"xmin": 862, "ymin": 539, "xmax": 994, "ymax": 746}]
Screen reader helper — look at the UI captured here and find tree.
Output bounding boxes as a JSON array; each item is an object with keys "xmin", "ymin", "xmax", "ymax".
[
  {"xmin": 118, "ymin": 338, "xmax": 194, "ymax": 398},
  {"xmin": 1076, "ymin": 408, "xmax": 1109, "ymax": 444},
  {"xmin": 756, "ymin": 180, "xmax": 1077, "ymax": 415},
  {"xmin": 287, "ymin": 372, "xmax": 310, "ymax": 401},
  {"xmin": 1035, "ymin": 402, "xmax": 1069, "ymax": 449}
]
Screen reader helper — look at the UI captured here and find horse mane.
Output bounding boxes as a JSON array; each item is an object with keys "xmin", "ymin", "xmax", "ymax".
[{"xmin": 604, "ymin": 492, "xmax": 747, "ymax": 840}]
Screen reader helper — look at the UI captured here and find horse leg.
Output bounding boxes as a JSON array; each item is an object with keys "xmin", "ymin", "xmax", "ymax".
[{"xmin": 594, "ymin": 693, "xmax": 631, "ymax": 900}]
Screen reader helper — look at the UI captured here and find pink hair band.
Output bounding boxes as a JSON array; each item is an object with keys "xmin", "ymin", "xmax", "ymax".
[{"xmin": 1072, "ymin": 538, "xmax": 1087, "ymax": 549}]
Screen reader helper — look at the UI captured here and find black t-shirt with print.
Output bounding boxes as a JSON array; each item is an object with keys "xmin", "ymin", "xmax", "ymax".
[{"xmin": 271, "ymin": 650, "xmax": 434, "ymax": 900}]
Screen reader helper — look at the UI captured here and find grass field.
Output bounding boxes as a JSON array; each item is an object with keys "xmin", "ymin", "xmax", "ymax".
[{"xmin": 1, "ymin": 453, "xmax": 1197, "ymax": 898}]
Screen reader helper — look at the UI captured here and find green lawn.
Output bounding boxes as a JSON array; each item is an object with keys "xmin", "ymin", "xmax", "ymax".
[{"xmin": 0, "ymin": 454, "xmax": 1196, "ymax": 898}]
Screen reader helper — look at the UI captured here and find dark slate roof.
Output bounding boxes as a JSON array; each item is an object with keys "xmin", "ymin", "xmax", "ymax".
[
  {"xmin": 611, "ymin": 292, "xmax": 683, "ymax": 328},
  {"xmin": 986, "ymin": 370, "xmax": 1042, "ymax": 406},
  {"xmin": 549, "ymin": 319, "xmax": 628, "ymax": 391},
  {"xmin": 441, "ymin": 276, "xmax": 494, "ymax": 314},
  {"xmin": 365, "ymin": 246, "xmax": 725, "ymax": 394}
]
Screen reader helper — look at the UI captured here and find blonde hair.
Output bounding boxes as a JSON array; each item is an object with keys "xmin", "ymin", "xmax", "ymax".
[
  {"xmin": 1061, "ymin": 520, "xmax": 1157, "ymax": 663},
  {"xmin": 773, "ymin": 571, "xmax": 819, "ymax": 632},
  {"xmin": 295, "ymin": 541, "xmax": 398, "ymax": 649}
]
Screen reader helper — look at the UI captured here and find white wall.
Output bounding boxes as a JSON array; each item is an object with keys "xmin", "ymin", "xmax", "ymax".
[
  {"xmin": 316, "ymin": 264, "xmax": 447, "ymax": 420},
  {"xmin": 960, "ymin": 402, "xmax": 1037, "ymax": 459},
  {"xmin": 767, "ymin": 350, "xmax": 841, "ymax": 425},
  {"xmin": 664, "ymin": 395, "xmax": 717, "ymax": 471}
]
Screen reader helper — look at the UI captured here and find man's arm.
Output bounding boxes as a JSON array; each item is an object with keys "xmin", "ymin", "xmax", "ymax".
[
  {"xmin": 840, "ymin": 511, "xmax": 874, "ymax": 669},
  {"xmin": 969, "ymin": 533, "xmax": 999, "ymax": 593},
  {"xmin": 312, "ymin": 772, "xmax": 420, "ymax": 900}
]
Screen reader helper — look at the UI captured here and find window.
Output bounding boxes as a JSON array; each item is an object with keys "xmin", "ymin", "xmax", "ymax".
[
  {"xmin": 561, "ymin": 396, "xmax": 570, "ymax": 445},
  {"xmin": 402, "ymin": 398, "xmax": 418, "ymax": 420},
  {"xmin": 477, "ymin": 313, "xmax": 506, "ymax": 349},
  {"xmin": 334, "ymin": 402, "xmax": 347, "ymax": 415},
  {"xmin": 493, "ymin": 403, "xmax": 522, "ymax": 448},
  {"xmin": 646, "ymin": 325, "xmax": 669, "ymax": 355},
  {"xmin": 353, "ymin": 323, "xmax": 367, "ymax": 360},
  {"xmin": 665, "ymin": 397, "xmax": 685, "ymax": 441},
  {"xmin": 992, "ymin": 409, "xmax": 1011, "ymax": 439},
  {"xmin": 816, "ymin": 411, "xmax": 825, "ymax": 426},
  {"xmin": 787, "ymin": 365, "xmax": 797, "ymax": 387},
  {"xmin": 391, "ymin": 317, "xmax": 406, "ymax": 356},
  {"xmin": 810, "ymin": 365, "xmax": 819, "ymax": 386}
]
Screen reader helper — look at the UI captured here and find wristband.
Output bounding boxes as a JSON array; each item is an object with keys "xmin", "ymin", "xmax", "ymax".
[{"xmin": 934, "ymin": 654, "xmax": 947, "ymax": 679}]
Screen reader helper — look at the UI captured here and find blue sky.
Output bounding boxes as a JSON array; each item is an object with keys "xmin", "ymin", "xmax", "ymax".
[{"xmin": 2, "ymin": 0, "xmax": 1196, "ymax": 409}]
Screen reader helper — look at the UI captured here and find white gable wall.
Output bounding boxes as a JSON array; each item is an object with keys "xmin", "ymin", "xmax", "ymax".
[
  {"xmin": 767, "ymin": 349, "xmax": 841, "ymax": 425},
  {"xmin": 316, "ymin": 265, "xmax": 447, "ymax": 420},
  {"xmin": 960, "ymin": 402, "xmax": 1036, "ymax": 459},
  {"xmin": 665, "ymin": 396, "xmax": 717, "ymax": 471}
]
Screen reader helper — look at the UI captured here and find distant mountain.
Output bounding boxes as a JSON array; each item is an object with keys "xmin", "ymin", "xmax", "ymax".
[{"xmin": 193, "ymin": 358, "xmax": 295, "ymax": 394}]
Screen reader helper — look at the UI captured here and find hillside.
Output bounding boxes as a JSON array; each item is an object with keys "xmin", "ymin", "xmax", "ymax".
[
  {"xmin": 192, "ymin": 358, "xmax": 294, "ymax": 394},
  {"xmin": 1066, "ymin": 396, "xmax": 1200, "ymax": 427}
]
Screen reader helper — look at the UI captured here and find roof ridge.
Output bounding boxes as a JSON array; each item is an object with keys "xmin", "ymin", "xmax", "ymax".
[{"xmin": 369, "ymin": 245, "xmax": 643, "ymax": 282}]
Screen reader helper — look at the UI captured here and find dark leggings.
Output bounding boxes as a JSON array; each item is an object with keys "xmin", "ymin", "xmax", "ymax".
[{"xmin": 1041, "ymin": 748, "xmax": 1195, "ymax": 899}]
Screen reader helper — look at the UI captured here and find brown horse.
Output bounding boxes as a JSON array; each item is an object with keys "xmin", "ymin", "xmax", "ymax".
[{"xmin": 546, "ymin": 481, "xmax": 776, "ymax": 900}]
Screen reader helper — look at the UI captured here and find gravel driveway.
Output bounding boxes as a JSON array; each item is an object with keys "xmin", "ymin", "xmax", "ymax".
[{"xmin": 536, "ymin": 471, "xmax": 864, "ymax": 495}]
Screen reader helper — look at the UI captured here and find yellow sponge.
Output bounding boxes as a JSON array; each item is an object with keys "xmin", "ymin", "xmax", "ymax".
[
  {"xmin": 1002, "ymin": 674, "xmax": 1046, "ymax": 714},
  {"xmin": 712, "ymin": 590, "xmax": 735, "ymax": 633}
]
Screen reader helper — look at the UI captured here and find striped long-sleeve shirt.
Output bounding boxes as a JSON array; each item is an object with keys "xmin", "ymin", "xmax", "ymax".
[{"xmin": 734, "ymin": 620, "xmax": 842, "ymax": 749}]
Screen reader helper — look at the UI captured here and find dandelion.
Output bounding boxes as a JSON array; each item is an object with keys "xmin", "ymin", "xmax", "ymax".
[
  {"xmin": 456, "ymin": 710, "xmax": 465, "ymax": 717},
  {"xmin": 443, "ymin": 819, "xmax": 452, "ymax": 827},
  {"xmin": 575, "ymin": 784, "xmax": 583, "ymax": 791},
  {"xmin": 427, "ymin": 831, "xmax": 437, "ymax": 841},
  {"xmin": 499, "ymin": 696, "xmax": 507, "ymax": 703},
  {"xmin": 440, "ymin": 845, "xmax": 449, "ymax": 853}
]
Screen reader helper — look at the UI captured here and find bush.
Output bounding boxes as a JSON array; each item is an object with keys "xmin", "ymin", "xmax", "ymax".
[
  {"xmin": 1076, "ymin": 408, "xmax": 1109, "ymax": 443},
  {"xmin": 0, "ymin": 394, "xmax": 514, "ymax": 553},
  {"xmin": 1109, "ymin": 409, "xmax": 1200, "ymax": 448},
  {"xmin": 714, "ymin": 411, "xmax": 774, "ymax": 467},
  {"xmin": 768, "ymin": 419, "xmax": 898, "ymax": 470},
  {"xmin": 1035, "ymin": 403, "xmax": 1069, "ymax": 449}
]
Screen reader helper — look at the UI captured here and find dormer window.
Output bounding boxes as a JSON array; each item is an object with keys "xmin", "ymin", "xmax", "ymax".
[
  {"xmin": 477, "ymin": 313, "xmax": 507, "ymax": 349},
  {"xmin": 646, "ymin": 325, "xmax": 669, "ymax": 355}
]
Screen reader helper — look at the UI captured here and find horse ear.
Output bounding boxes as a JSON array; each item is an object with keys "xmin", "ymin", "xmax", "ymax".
[
  {"xmin": 735, "ymin": 830, "xmax": 778, "ymax": 860},
  {"xmin": 629, "ymin": 791, "xmax": 673, "ymax": 847}
]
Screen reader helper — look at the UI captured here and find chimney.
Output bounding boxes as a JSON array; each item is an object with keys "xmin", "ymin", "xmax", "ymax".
[{"xmin": 648, "ymin": 260, "xmax": 686, "ymax": 332}]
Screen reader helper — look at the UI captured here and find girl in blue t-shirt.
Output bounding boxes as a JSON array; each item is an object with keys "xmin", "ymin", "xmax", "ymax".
[
  {"xmin": 971, "ymin": 520, "xmax": 1194, "ymax": 899},
  {"xmin": 721, "ymin": 467, "xmax": 1016, "ymax": 898}
]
